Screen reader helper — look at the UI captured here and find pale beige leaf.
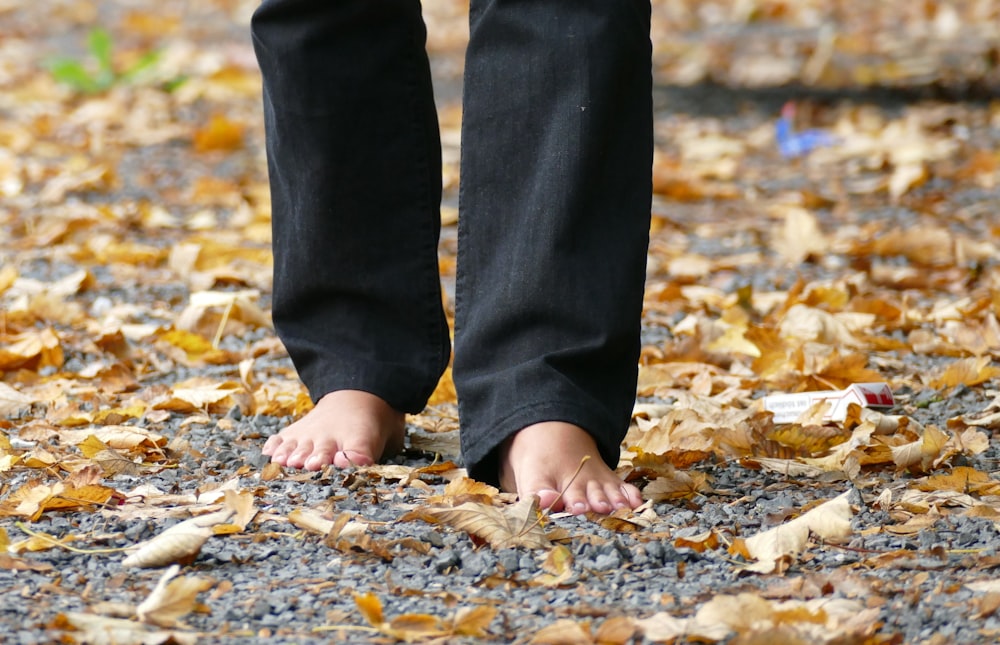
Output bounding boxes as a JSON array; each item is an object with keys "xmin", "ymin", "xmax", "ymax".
[
  {"xmin": 744, "ymin": 490, "xmax": 853, "ymax": 573},
  {"xmin": 967, "ymin": 580, "xmax": 1000, "ymax": 594},
  {"xmin": 123, "ymin": 510, "xmax": 232, "ymax": 568},
  {"xmin": 222, "ymin": 489, "xmax": 257, "ymax": 531},
  {"xmin": 136, "ymin": 564, "xmax": 214, "ymax": 628},
  {"xmin": 771, "ymin": 205, "xmax": 828, "ymax": 265},
  {"xmin": 633, "ymin": 613, "xmax": 696, "ymax": 642},
  {"xmin": 779, "ymin": 304, "xmax": 865, "ymax": 346},
  {"xmin": 60, "ymin": 612, "xmax": 198, "ymax": 645},
  {"xmin": 529, "ymin": 619, "xmax": 592, "ymax": 645},
  {"xmin": 287, "ymin": 508, "xmax": 335, "ymax": 535},
  {"xmin": 420, "ymin": 497, "xmax": 550, "ymax": 549},
  {"xmin": 0, "ymin": 382, "xmax": 32, "ymax": 416}
]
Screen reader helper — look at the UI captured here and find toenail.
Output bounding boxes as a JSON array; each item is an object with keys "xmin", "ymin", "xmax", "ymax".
[{"xmin": 572, "ymin": 502, "xmax": 588, "ymax": 513}]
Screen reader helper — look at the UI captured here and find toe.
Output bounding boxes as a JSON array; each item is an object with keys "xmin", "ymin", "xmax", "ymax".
[
  {"xmin": 268, "ymin": 438, "xmax": 297, "ymax": 466},
  {"xmin": 561, "ymin": 488, "xmax": 590, "ymax": 515},
  {"xmin": 620, "ymin": 483, "xmax": 644, "ymax": 509},
  {"xmin": 304, "ymin": 447, "xmax": 337, "ymax": 471},
  {"xmin": 333, "ymin": 450, "xmax": 375, "ymax": 468},
  {"xmin": 284, "ymin": 440, "xmax": 315, "ymax": 469},
  {"xmin": 534, "ymin": 488, "xmax": 563, "ymax": 512},
  {"xmin": 603, "ymin": 482, "xmax": 632, "ymax": 510},
  {"xmin": 261, "ymin": 435, "xmax": 282, "ymax": 457},
  {"xmin": 585, "ymin": 481, "xmax": 613, "ymax": 515}
]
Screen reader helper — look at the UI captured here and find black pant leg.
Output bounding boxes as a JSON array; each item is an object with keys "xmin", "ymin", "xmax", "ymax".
[
  {"xmin": 454, "ymin": 0, "xmax": 654, "ymax": 485},
  {"xmin": 252, "ymin": 0, "xmax": 450, "ymax": 413}
]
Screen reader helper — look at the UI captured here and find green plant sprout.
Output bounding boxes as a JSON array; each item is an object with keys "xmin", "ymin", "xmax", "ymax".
[{"xmin": 47, "ymin": 28, "xmax": 162, "ymax": 94}]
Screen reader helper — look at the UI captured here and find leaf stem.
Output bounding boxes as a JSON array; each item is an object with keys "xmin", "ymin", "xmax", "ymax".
[{"xmin": 14, "ymin": 522, "xmax": 131, "ymax": 555}]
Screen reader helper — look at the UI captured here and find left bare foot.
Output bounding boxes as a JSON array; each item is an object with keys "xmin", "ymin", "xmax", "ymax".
[{"xmin": 497, "ymin": 421, "xmax": 642, "ymax": 515}]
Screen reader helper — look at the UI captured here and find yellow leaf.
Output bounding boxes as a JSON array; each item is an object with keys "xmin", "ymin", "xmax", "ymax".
[
  {"xmin": 8, "ymin": 530, "xmax": 77, "ymax": 554},
  {"xmin": 78, "ymin": 435, "xmax": 110, "ymax": 459},
  {"xmin": 930, "ymin": 356, "xmax": 1000, "ymax": 389},
  {"xmin": 771, "ymin": 205, "xmax": 828, "ymax": 265},
  {"xmin": 451, "ymin": 606, "xmax": 497, "ymax": 638},
  {"xmin": 60, "ymin": 425, "xmax": 166, "ymax": 451},
  {"xmin": 354, "ymin": 592, "xmax": 385, "ymax": 627},
  {"xmin": 533, "ymin": 545, "xmax": 574, "ymax": 587},
  {"xmin": 193, "ymin": 114, "xmax": 245, "ymax": 152},
  {"xmin": 674, "ymin": 529, "xmax": 720, "ymax": 553},
  {"xmin": 427, "ymin": 366, "xmax": 457, "ymax": 406},
  {"xmin": 93, "ymin": 449, "xmax": 152, "ymax": 477}
]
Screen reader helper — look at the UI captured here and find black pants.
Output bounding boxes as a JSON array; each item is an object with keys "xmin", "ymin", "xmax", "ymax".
[{"xmin": 251, "ymin": 0, "xmax": 653, "ymax": 485}]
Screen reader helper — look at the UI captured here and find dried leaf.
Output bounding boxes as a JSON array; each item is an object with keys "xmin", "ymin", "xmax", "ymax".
[
  {"xmin": 136, "ymin": 564, "xmax": 214, "ymax": 628},
  {"xmin": 451, "ymin": 606, "xmax": 497, "ymax": 638},
  {"xmin": 530, "ymin": 619, "xmax": 593, "ymax": 645},
  {"xmin": 744, "ymin": 491, "xmax": 854, "ymax": 573},
  {"xmin": 0, "ymin": 382, "xmax": 32, "ymax": 416},
  {"xmin": 123, "ymin": 509, "xmax": 232, "ymax": 568},
  {"xmin": 415, "ymin": 497, "xmax": 551, "ymax": 549}
]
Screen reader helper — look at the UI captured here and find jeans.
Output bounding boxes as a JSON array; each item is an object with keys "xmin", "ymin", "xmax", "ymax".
[{"xmin": 251, "ymin": 0, "xmax": 653, "ymax": 485}]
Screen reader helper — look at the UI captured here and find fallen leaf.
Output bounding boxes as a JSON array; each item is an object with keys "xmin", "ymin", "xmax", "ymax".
[
  {"xmin": 136, "ymin": 564, "xmax": 214, "ymax": 628},
  {"xmin": 412, "ymin": 497, "xmax": 551, "ymax": 550},
  {"xmin": 123, "ymin": 509, "xmax": 232, "ymax": 568},
  {"xmin": 744, "ymin": 491, "xmax": 854, "ymax": 573},
  {"xmin": 0, "ymin": 382, "xmax": 32, "ymax": 416}
]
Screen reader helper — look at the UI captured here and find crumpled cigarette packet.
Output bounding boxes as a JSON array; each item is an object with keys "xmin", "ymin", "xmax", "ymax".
[{"xmin": 762, "ymin": 382, "xmax": 894, "ymax": 423}]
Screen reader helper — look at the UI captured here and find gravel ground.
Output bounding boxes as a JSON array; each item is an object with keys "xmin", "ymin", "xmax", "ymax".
[{"xmin": 5, "ymin": 2, "xmax": 1000, "ymax": 644}]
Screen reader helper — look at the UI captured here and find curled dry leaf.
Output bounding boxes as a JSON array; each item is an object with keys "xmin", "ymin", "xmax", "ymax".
[
  {"xmin": 412, "ymin": 497, "xmax": 551, "ymax": 550},
  {"xmin": 123, "ymin": 509, "xmax": 233, "ymax": 568},
  {"xmin": 136, "ymin": 564, "xmax": 215, "ymax": 628},
  {"xmin": 744, "ymin": 490, "xmax": 854, "ymax": 574}
]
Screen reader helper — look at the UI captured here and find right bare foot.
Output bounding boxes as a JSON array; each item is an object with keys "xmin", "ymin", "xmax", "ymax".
[{"xmin": 261, "ymin": 390, "xmax": 405, "ymax": 470}]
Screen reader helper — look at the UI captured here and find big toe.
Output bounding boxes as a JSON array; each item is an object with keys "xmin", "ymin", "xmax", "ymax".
[{"xmin": 333, "ymin": 449, "xmax": 376, "ymax": 468}]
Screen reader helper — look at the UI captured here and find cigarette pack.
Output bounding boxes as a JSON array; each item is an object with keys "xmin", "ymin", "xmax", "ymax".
[{"xmin": 762, "ymin": 382, "xmax": 894, "ymax": 424}]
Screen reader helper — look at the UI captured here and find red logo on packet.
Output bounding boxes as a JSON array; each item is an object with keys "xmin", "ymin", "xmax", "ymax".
[{"xmin": 861, "ymin": 384, "xmax": 893, "ymax": 406}]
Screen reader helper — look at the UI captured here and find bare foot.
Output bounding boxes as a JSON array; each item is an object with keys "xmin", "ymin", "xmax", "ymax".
[
  {"xmin": 261, "ymin": 390, "xmax": 405, "ymax": 471},
  {"xmin": 498, "ymin": 421, "xmax": 643, "ymax": 516}
]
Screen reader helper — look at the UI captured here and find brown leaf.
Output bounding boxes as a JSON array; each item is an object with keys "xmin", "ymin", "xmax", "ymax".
[{"xmin": 415, "ymin": 497, "xmax": 551, "ymax": 549}]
